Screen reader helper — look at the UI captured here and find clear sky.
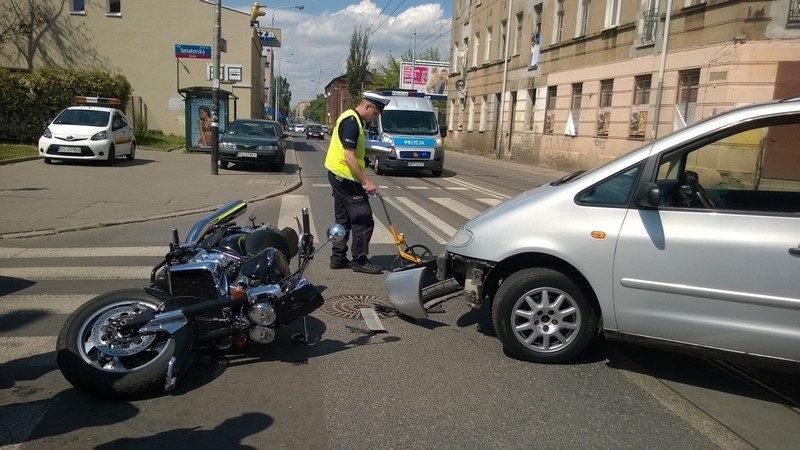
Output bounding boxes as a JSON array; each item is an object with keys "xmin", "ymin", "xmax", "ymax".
[{"xmin": 223, "ymin": 1, "xmax": 453, "ymax": 106}]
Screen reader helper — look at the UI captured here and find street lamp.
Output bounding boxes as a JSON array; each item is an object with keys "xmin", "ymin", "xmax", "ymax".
[
  {"xmin": 271, "ymin": 5, "xmax": 304, "ymax": 27},
  {"xmin": 275, "ymin": 53, "xmax": 294, "ymax": 125},
  {"xmin": 268, "ymin": 5, "xmax": 304, "ymax": 122}
]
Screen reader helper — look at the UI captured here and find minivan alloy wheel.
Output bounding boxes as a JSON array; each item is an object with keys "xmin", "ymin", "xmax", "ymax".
[{"xmin": 492, "ymin": 268, "xmax": 597, "ymax": 363}]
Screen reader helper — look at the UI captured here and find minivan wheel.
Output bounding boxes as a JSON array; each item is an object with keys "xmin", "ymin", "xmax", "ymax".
[{"xmin": 491, "ymin": 268, "xmax": 596, "ymax": 363}]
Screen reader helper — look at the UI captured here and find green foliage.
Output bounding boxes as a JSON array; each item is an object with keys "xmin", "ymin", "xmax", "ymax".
[
  {"xmin": 371, "ymin": 47, "xmax": 447, "ymax": 91},
  {"xmin": 269, "ymin": 75, "xmax": 291, "ymax": 123},
  {"xmin": 0, "ymin": 68, "xmax": 132, "ymax": 143},
  {"xmin": 134, "ymin": 131, "xmax": 185, "ymax": 150},
  {"xmin": 0, "ymin": 144, "xmax": 37, "ymax": 160},
  {"xmin": 345, "ymin": 27, "xmax": 371, "ymax": 107},
  {"xmin": 305, "ymin": 94, "xmax": 326, "ymax": 123}
]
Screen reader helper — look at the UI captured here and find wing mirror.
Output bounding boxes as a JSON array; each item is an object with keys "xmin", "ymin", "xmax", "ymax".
[
  {"xmin": 636, "ymin": 182, "xmax": 662, "ymax": 209},
  {"xmin": 365, "ymin": 139, "xmax": 392, "ymax": 155}
]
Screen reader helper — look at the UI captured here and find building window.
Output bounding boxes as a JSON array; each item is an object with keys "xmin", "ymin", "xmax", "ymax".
[
  {"xmin": 568, "ymin": 83, "xmax": 582, "ymax": 136},
  {"xmin": 485, "ymin": 27, "xmax": 492, "ymax": 62},
  {"xmin": 577, "ymin": 0, "xmax": 591, "ymax": 37},
  {"xmin": 677, "ymin": 69, "xmax": 700, "ymax": 126},
  {"xmin": 598, "ymin": 79, "xmax": 613, "ymax": 136},
  {"xmin": 555, "ymin": 0, "xmax": 565, "ymax": 44},
  {"xmin": 107, "ymin": 0, "xmax": 121, "ymax": 15},
  {"xmin": 70, "ymin": 0, "xmax": 85, "ymax": 13},
  {"xmin": 544, "ymin": 86, "xmax": 557, "ymax": 134},
  {"xmin": 501, "ymin": 20, "xmax": 508, "ymax": 58},
  {"xmin": 473, "ymin": 32, "xmax": 480, "ymax": 67},
  {"xmin": 789, "ymin": 0, "xmax": 800, "ymax": 25},
  {"xmin": 600, "ymin": 79, "xmax": 613, "ymax": 108},
  {"xmin": 479, "ymin": 95, "xmax": 488, "ymax": 132},
  {"xmin": 685, "ymin": 0, "xmax": 706, "ymax": 6},
  {"xmin": 641, "ymin": 0, "xmax": 659, "ymax": 43},
  {"xmin": 527, "ymin": 88, "xmax": 537, "ymax": 131},
  {"xmin": 633, "ymin": 74, "xmax": 651, "ymax": 105},
  {"xmin": 468, "ymin": 97, "xmax": 475, "ymax": 131},
  {"xmin": 515, "ymin": 12, "xmax": 523, "ymax": 55},
  {"xmin": 605, "ymin": 0, "xmax": 621, "ymax": 28}
]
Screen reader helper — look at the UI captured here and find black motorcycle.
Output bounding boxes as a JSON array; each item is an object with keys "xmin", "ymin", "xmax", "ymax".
[{"xmin": 56, "ymin": 200, "xmax": 344, "ymax": 399}]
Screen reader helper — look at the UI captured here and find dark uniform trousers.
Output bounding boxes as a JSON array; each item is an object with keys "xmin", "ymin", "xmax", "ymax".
[{"xmin": 328, "ymin": 171, "xmax": 375, "ymax": 262}]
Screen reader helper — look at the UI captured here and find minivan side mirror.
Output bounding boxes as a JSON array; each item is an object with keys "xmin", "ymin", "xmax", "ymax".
[
  {"xmin": 439, "ymin": 125, "xmax": 447, "ymax": 138},
  {"xmin": 635, "ymin": 182, "xmax": 662, "ymax": 209}
]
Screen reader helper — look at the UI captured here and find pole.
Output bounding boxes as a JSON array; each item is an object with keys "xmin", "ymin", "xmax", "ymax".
[
  {"xmin": 651, "ymin": 0, "xmax": 673, "ymax": 140},
  {"xmin": 497, "ymin": 0, "xmax": 514, "ymax": 159},
  {"xmin": 276, "ymin": 57, "xmax": 281, "ymax": 125},
  {"xmin": 411, "ymin": 31, "xmax": 417, "ymax": 90},
  {"xmin": 211, "ymin": 0, "xmax": 221, "ymax": 175}
]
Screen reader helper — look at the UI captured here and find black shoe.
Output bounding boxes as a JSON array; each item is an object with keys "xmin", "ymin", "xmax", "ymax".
[
  {"xmin": 330, "ymin": 259, "xmax": 351, "ymax": 270},
  {"xmin": 351, "ymin": 259, "xmax": 383, "ymax": 274}
]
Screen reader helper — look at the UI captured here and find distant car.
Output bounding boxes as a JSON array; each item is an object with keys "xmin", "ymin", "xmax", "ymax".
[
  {"xmin": 38, "ymin": 98, "xmax": 135, "ymax": 166},
  {"xmin": 218, "ymin": 119, "xmax": 287, "ymax": 171},
  {"xmin": 306, "ymin": 124, "xmax": 324, "ymax": 140},
  {"xmin": 386, "ymin": 97, "xmax": 800, "ymax": 370},
  {"xmin": 294, "ymin": 124, "xmax": 306, "ymax": 134},
  {"xmin": 321, "ymin": 125, "xmax": 330, "ymax": 134}
]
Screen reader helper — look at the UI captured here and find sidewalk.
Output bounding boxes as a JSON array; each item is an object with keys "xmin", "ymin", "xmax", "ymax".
[{"xmin": 0, "ymin": 148, "xmax": 302, "ymax": 239}]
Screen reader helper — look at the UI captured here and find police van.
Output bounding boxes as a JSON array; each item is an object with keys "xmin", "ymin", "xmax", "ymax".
[{"xmin": 368, "ymin": 90, "xmax": 446, "ymax": 177}]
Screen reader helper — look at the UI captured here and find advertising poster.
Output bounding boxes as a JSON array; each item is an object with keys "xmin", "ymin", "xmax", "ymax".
[
  {"xmin": 188, "ymin": 96, "xmax": 228, "ymax": 151},
  {"xmin": 400, "ymin": 61, "xmax": 450, "ymax": 95}
]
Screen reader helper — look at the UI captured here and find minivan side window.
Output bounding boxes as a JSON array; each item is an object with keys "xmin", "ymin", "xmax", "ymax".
[
  {"xmin": 656, "ymin": 121, "xmax": 800, "ymax": 214},
  {"xmin": 576, "ymin": 165, "xmax": 642, "ymax": 206}
]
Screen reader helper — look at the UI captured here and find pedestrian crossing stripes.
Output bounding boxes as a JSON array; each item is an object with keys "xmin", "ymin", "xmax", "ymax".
[{"xmin": 0, "ymin": 295, "xmax": 94, "ymax": 315}]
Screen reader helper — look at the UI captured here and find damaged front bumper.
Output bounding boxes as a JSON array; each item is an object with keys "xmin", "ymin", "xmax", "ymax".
[{"xmin": 385, "ymin": 253, "xmax": 495, "ymax": 319}]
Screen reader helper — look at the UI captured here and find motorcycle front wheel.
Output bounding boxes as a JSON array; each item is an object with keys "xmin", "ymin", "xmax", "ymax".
[{"xmin": 56, "ymin": 289, "xmax": 177, "ymax": 399}]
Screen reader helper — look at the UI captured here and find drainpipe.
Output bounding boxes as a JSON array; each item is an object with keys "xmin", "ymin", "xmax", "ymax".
[
  {"xmin": 652, "ymin": 0, "xmax": 673, "ymax": 140},
  {"xmin": 497, "ymin": 0, "xmax": 514, "ymax": 159}
]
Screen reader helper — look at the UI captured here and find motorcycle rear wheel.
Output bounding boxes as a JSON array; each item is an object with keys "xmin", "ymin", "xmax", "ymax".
[{"xmin": 56, "ymin": 289, "xmax": 177, "ymax": 399}]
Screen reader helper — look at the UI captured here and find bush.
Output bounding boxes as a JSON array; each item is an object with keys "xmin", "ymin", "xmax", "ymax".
[{"xmin": 0, "ymin": 68, "xmax": 132, "ymax": 143}]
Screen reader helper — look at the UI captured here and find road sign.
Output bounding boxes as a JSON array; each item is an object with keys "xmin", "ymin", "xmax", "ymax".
[
  {"xmin": 174, "ymin": 44, "xmax": 212, "ymax": 59},
  {"xmin": 256, "ymin": 27, "xmax": 282, "ymax": 48}
]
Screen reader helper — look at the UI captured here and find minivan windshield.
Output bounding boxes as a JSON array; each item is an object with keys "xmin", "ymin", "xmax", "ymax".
[{"xmin": 381, "ymin": 110, "xmax": 438, "ymax": 135}]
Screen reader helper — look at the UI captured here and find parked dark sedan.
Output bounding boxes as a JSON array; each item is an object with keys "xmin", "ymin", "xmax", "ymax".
[
  {"xmin": 306, "ymin": 124, "xmax": 325, "ymax": 140},
  {"xmin": 218, "ymin": 119, "xmax": 287, "ymax": 171}
]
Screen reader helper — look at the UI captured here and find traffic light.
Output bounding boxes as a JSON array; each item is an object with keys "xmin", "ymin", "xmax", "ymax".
[{"xmin": 250, "ymin": 3, "xmax": 266, "ymax": 27}]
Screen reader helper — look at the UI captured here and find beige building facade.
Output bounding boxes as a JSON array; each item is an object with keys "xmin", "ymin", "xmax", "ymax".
[
  {"xmin": 1, "ymin": 0, "xmax": 265, "ymax": 137},
  {"xmin": 447, "ymin": 0, "xmax": 800, "ymax": 176}
]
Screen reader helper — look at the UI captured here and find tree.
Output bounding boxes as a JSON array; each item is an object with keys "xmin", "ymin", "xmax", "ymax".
[
  {"xmin": 371, "ymin": 47, "xmax": 446, "ymax": 90},
  {"xmin": 345, "ymin": 26, "xmax": 370, "ymax": 107},
  {"xmin": 270, "ymin": 75, "xmax": 291, "ymax": 123},
  {"xmin": 305, "ymin": 94, "xmax": 326, "ymax": 123}
]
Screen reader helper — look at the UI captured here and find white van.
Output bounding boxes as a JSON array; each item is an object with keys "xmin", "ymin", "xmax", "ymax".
[{"xmin": 368, "ymin": 90, "xmax": 446, "ymax": 177}]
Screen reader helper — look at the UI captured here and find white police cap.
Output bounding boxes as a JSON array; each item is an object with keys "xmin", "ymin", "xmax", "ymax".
[{"xmin": 363, "ymin": 92, "xmax": 390, "ymax": 113}]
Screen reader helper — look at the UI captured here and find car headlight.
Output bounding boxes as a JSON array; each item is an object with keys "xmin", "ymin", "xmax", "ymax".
[
  {"xmin": 42, "ymin": 128, "xmax": 52, "ymax": 139},
  {"xmin": 435, "ymin": 137, "xmax": 443, "ymax": 146},
  {"xmin": 91, "ymin": 130, "xmax": 107, "ymax": 141},
  {"xmin": 448, "ymin": 228, "xmax": 474, "ymax": 248},
  {"xmin": 257, "ymin": 145, "xmax": 277, "ymax": 151},
  {"xmin": 381, "ymin": 135, "xmax": 392, "ymax": 144},
  {"xmin": 221, "ymin": 142, "xmax": 237, "ymax": 150}
]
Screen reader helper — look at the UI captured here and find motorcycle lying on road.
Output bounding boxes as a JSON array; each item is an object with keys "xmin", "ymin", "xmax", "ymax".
[{"xmin": 56, "ymin": 199, "xmax": 344, "ymax": 400}]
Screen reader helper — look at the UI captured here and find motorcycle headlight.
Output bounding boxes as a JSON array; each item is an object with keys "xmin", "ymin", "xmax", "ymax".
[
  {"xmin": 42, "ymin": 127, "xmax": 52, "ymax": 139},
  {"xmin": 257, "ymin": 145, "xmax": 277, "ymax": 151},
  {"xmin": 91, "ymin": 130, "xmax": 107, "ymax": 141},
  {"xmin": 221, "ymin": 142, "xmax": 237, "ymax": 150},
  {"xmin": 448, "ymin": 228, "xmax": 474, "ymax": 248}
]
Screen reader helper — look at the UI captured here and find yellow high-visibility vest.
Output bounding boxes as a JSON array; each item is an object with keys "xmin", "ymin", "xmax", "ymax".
[{"xmin": 324, "ymin": 109, "xmax": 365, "ymax": 182}]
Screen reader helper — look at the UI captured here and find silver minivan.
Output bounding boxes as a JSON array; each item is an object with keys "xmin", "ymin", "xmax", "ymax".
[{"xmin": 386, "ymin": 97, "xmax": 800, "ymax": 369}]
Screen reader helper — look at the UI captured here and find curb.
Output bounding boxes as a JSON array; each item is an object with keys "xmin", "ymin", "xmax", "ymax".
[{"xmin": 0, "ymin": 156, "xmax": 39, "ymax": 165}]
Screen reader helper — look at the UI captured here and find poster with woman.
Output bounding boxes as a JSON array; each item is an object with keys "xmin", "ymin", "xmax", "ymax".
[{"xmin": 188, "ymin": 97, "xmax": 228, "ymax": 151}]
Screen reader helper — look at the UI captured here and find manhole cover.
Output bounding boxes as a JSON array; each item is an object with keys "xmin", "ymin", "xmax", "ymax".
[{"xmin": 322, "ymin": 294, "xmax": 397, "ymax": 319}]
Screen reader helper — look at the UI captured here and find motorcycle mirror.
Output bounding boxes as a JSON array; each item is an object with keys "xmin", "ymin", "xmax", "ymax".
[{"xmin": 326, "ymin": 224, "xmax": 346, "ymax": 243}]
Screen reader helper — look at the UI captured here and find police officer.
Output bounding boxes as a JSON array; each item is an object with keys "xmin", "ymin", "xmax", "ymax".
[{"xmin": 324, "ymin": 92, "xmax": 390, "ymax": 274}]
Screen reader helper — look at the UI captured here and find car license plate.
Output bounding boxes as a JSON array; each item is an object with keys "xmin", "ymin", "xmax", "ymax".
[
  {"xmin": 407, "ymin": 162, "xmax": 425, "ymax": 167},
  {"xmin": 237, "ymin": 152, "xmax": 257, "ymax": 158},
  {"xmin": 58, "ymin": 146, "xmax": 81, "ymax": 153}
]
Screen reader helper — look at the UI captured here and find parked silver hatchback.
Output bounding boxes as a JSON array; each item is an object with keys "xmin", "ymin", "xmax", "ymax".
[{"xmin": 386, "ymin": 97, "xmax": 800, "ymax": 369}]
